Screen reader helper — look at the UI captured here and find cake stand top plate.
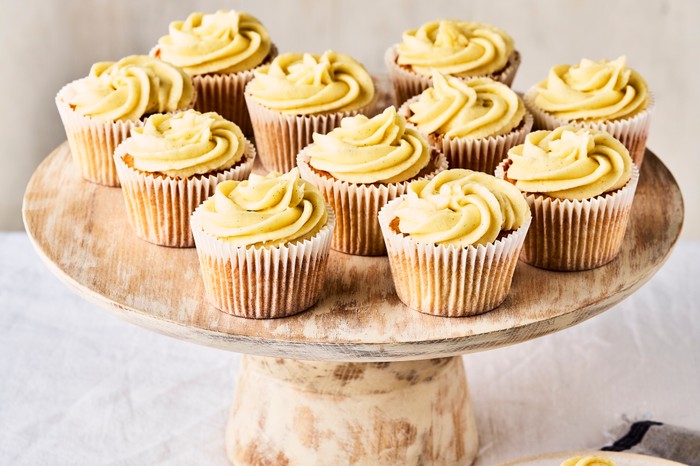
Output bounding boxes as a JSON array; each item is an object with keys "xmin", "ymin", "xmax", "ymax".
[{"xmin": 23, "ymin": 144, "xmax": 683, "ymax": 361}]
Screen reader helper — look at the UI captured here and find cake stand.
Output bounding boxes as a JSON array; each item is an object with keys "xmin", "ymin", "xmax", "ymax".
[{"xmin": 23, "ymin": 138, "xmax": 683, "ymax": 465}]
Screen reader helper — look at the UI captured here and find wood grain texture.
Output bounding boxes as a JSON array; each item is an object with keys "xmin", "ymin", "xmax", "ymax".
[
  {"xmin": 226, "ymin": 355, "xmax": 478, "ymax": 465},
  {"xmin": 22, "ymin": 80, "xmax": 684, "ymax": 361}
]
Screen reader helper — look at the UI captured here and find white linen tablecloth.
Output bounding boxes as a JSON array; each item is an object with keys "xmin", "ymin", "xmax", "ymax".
[{"xmin": 1, "ymin": 232, "xmax": 699, "ymax": 465}]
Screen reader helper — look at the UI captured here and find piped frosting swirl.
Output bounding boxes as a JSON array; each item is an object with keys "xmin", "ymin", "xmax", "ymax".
[{"xmin": 561, "ymin": 456, "xmax": 615, "ymax": 466}]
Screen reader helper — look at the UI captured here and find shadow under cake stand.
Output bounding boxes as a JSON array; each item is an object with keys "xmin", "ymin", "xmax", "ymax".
[{"xmin": 23, "ymin": 143, "xmax": 683, "ymax": 465}]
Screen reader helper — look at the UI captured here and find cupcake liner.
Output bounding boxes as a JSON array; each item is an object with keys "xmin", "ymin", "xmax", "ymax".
[
  {"xmin": 113, "ymin": 140, "xmax": 256, "ymax": 248},
  {"xmin": 378, "ymin": 198, "xmax": 531, "ymax": 317},
  {"xmin": 185, "ymin": 44, "xmax": 278, "ymax": 138},
  {"xmin": 496, "ymin": 161, "xmax": 640, "ymax": 271},
  {"xmin": 245, "ymin": 88, "xmax": 374, "ymax": 173},
  {"xmin": 524, "ymin": 88, "xmax": 654, "ymax": 167},
  {"xmin": 297, "ymin": 149, "xmax": 448, "ymax": 256},
  {"xmin": 399, "ymin": 97, "xmax": 533, "ymax": 174},
  {"xmin": 190, "ymin": 207, "xmax": 335, "ymax": 318},
  {"xmin": 56, "ymin": 80, "xmax": 142, "ymax": 187},
  {"xmin": 385, "ymin": 46, "xmax": 521, "ymax": 107}
]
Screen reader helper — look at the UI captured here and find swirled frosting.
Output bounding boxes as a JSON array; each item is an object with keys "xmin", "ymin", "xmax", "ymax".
[
  {"xmin": 561, "ymin": 456, "xmax": 615, "ymax": 466},
  {"xmin": 156, "ymin": 10, "xmax": 272, "ymax": 75},
  {"xmin": 67, "ymin": 55, "xmax": 194, "ymax": 121},
  {"xmin": 305, "ymin": 107, "xmax": 431, "ymax": 184},
  {"xmin": 506, "ymin": 126, "xmax": 632, "ymax": 200},
  {"xmin": 533, "ymin": 56, "xmax": 649, "ymax": 121},
  {"xmin": 118, "ymin": 109, "xmax": 246, "ymax": 178},
  {"xmin": 408, "ymin": 73, "xmax": 525, "ymax": 138},
  {"xmin": 392, "ymin": 169, "xmax": 529, "ymax": 246},
  {"xmin": 195, "ymin": 168, "xmax": 328, "ymax": 247},
  {"xmin": 247, "ymin": 50, "xmax": 375, "ymax": 115},
  {"xmin": 396, "ymin": 20, "xmax": 514, "ymax": 77}
]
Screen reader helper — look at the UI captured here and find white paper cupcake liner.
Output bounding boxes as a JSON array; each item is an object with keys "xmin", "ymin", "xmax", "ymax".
[
  {"xmin": 385, "ymin": 46, "xmax": 521, "ymax": 107},
  {"xmin": 378, "ymin": 198, "xmax": 531, "ymax": 317},
  {"xmin": 399, "ymin": 97, "xmax": 533, "ymax": 174},
  {"xmin": 113, "ymin": 139, "xmax": 256, "ymax": 248},
  {"xmin": 245, "ymin": 88, "xmax": 374, "ymax": 174},
  {"xmin": 56, "ymin": 80, "xmax": 142, "ymax": 187},
  {"xmin": 524, "ymin": 88, "xmax": 654, "ymax": 167},
  {"xmin": 190, "ymin": 207, "xmax": 335, "ymax": 318},
  {"xmin": 297, "ymin": 149, "xmax": 448, "ymax": 256},
  {"xmin": 496, "ymin": 161, "xmax": 640, "ymax": 271}
]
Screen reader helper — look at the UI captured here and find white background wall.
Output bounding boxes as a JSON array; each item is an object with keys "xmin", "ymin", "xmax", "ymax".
[{"xmin": 2, "ymin": 0, "xmax": 698, "ymax": 237}]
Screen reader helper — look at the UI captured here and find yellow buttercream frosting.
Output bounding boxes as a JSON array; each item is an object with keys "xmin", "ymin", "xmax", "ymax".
[
  {"xmin": 305, "ymin": 107, "xmax": 431, "ymax": 184},
  {"xmin": 118, "ymin": 109, "xmax": 246, "ymax": 178},
  {"xmin": 396, "ymin": 20, "xmax": 514, "ymax": 77},
  {"xmin": 408, "ymin": 72, "xmax": 525, "ymax": 138},
  {"xmin": 156, "ymin": 10, "xmax": 272, "ymax": 75},
  {"xmin": 68, "ymin": 55, "xmax": 194, "ymax": 122},
  {"xmin": 392, "ymin": 169, "xmax": 530, "ymax": 246},
  {"xmin": 195, "ymin": 168, "xmax": 328, "ymax": 247},
  {"xmin": 506, "ymin": 126, "xmax": 632, "ymax": 200},
  {"xmin": 533, "ymin": 56, "xmax": 649, "ymax": 121},
  {"xmin": 246, "ymin": 50, "xmax": 375, "ymax": 115},
  {"xmin": 561, "ymin": 455, "xmax": 615, "ymax": 466}
]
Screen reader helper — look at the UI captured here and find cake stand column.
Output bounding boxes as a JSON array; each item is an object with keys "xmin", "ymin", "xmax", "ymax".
[{"xmin": 225, "ymin": 355, "xmax": 478, "ymax": 465}]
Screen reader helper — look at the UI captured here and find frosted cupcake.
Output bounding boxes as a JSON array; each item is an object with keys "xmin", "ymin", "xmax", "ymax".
[
  {"xmin": 524, "ymin": 56, "xmax": 653, "ymax": 166},
  {"xmin": 379, "ymin": 169, "xmax": 531, "ymax": 317},
  {"xmin": 400, "ymin": 72, "xmax": 532, "ymax": 174},
  {"xmin": 297, "ymin": 106, "xmax": 447, "ymax": 255},
  {"xmin": 497, "ymin": 126, "xmax": 639, "ymax": 271},
  {"xmin": 56, "ymin": 55, "xmax": 194, "ymax": 186},
  {"xmin": 245, "ymin": 50, "xmax": 375, "ymax": 173},
  {"xmin": 190, "ymin": 169, "xmax": 335, "ymax": 318},
  {"xmin": 152, "ymin": 10, "xmax": 276, "ymax": 137},
  {"xmin": 113, "ymin": 109, "xmax": 255, "ymax": 247},
  {"xmin": 386, "ymin": 20, "xmax": 520, "ymax": 106}
]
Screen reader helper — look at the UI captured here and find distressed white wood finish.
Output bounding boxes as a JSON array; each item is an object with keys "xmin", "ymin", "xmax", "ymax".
[{"xmin": 21, "ymin": 144, "xmax": 683, "ymax": 361}]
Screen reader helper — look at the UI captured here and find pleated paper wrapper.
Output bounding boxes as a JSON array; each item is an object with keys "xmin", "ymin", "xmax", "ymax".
[
  {"xmin": 399, "ymin": 97, "xmax": 533, "ymax": 174},
  {"xmin": 524, "ymin": 88, "xmax": 654, "ymax": 167},
  {"xmin": 496, "ymin": 161, "xmax": 640, "ymax": 271},
  {"xmin": 297, "ymin": 149, "xmax": 448, "ymax": 256},
  {"xmin": 385, "ymin": 46, "xmax": 521, "ymax": 107},
  {"xmin": 113, "ymin": 140, "xmax": 256, "ymax": 248},
  {"xmin": 190, "ymin": 208, "xmax": 335, "ymax": 319},
  {"xmin": 245, "ymin": 90, "xmax": 374, "ymax": 174},
  {"xmin": 378, "ymin": 198, "xmax": 531, "ymax": 317},
  {"xmin": 56, "ymin": 80, "xmax": 142, "ymax": 187}
]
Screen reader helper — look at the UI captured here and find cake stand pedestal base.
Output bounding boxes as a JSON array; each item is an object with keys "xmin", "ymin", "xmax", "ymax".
[{"xmin": 225, "ymin": 355, "xmax": 478, "ymax": 465}]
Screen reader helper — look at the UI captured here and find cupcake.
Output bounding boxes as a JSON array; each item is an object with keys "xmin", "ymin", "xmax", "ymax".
[
  {"xmin": 152, "ymin": 10, "xmax": 277, "ymax": 137},
  {"xmin": 297, "ymin": 106, "xmax": 447, "ymax": 256},
  {"xmin": 524, "ymin": 56, "xmax": 653, "ymax": 166},
  {"xmin": 497, "ymin": 126, "xmax": 639, "ymax": 271},
  {"xmin": 378, "ymin": 169, "xmax": 531, "ymax": 317},
  {"xmin": 190, "ymin": 168, "xmax": 335, "ymax": 318},
  {"xmin": 56, "ymin": 55, "xmax": 195, "ymax": 186},
  {"xmin": 113, "ymin": 109, "xmax": 255, "ymax": 247},
  {"xmin": 385, "ymin": 20, "xmax": 521, "ymax": 106},
  {"xmin": 400, "ymin": 72, "xmax": 532, "ymax": 174},
  {"xmin": 245, "ymin": 50, "xmax": 375, "ymax": 173}
]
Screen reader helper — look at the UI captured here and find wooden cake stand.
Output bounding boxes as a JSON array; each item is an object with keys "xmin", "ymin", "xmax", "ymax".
[{"xmin": 23, "ymin": 142, "xmax": 683, "ymax": 465}]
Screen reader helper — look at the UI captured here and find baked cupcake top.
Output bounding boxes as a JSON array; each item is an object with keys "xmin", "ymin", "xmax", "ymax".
[
  {"xmin": 561, "ymin": 456, "xmax": 615, "ymax": 466},
  {"xmin": 391, "ymin": 169, "xmax": 529, "ymax": 247},
  {"xmin": 246, "ymin": 50, "xmax": 375, "ymax": 115},
  {"xmin": 155, "ymin": 10, "xmax": 272, "ymax": 75},
  {"xmin": 506, "ymin": 126, "xmax": 633, "ymax": 200},
  {"xmin": 194, "ymin": 168, "xmax": 328, "ymax": 247},
  {"xmin": 116, "ymin": 109, "xmax": 247, "ymax": 178},
  {"xmin": 305, "ymin": 106, "xmax": 431, "ymax": 184},
  {"xmin": 407, "ymin": 72, "xmax": 525, "ymax": 138},
  {"xmin": 67, "ymin": 55, "xmax": 194, "ymax": 122},
  {"xmin": 396, "ymin": 20, "xmax": 514, "ymax": 77},
  {"xmin": 532, "ymin": 56, "xmax": 649, "ymax": 121}
]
